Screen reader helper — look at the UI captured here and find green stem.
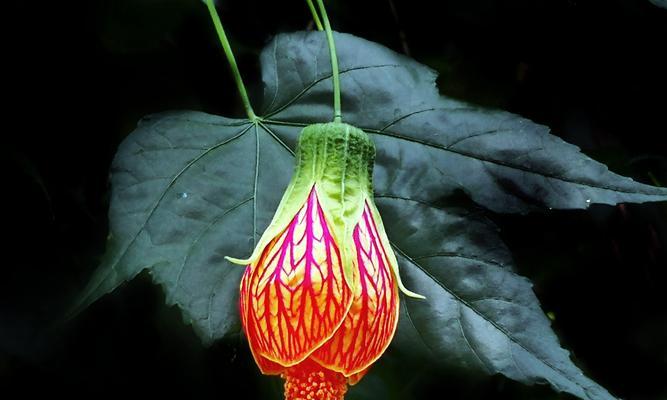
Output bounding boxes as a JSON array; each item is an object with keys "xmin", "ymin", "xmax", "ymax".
[
  {"xmin": 315, "ymin": 0, "xmax": 342, "ymax": 123},
  {"xmin": 305, "ymin": 0, "xmax": 324, "ymax": 31},
  {"xmin": 204, "ymin": 0, "xmax": 257, "ymax": 121}
]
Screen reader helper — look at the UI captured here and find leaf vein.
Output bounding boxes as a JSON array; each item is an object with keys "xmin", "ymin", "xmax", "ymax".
[
  {"xmin": 391, "ymin": 243, "xmax": 588, "ymax": 394},
  {"xmin": 264, "ymin": 119, "xmax": 664, "ymax": 196},
  {"xmin": 457, "ymin": 302, "xmax": 492, "ymax": 374},
  {"xmin": 174, "ymin": 197, "xmax": 254, "ymax": 291},
  {"xmin": 76, "ymin": 123, "xmax": 254, "ymax": 310},
  {"xmin": 262, "ymin": 64, "xmax": 400, "ymax": 119}
]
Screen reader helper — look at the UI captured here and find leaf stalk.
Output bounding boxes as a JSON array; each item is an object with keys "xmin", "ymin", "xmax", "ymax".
[
  {"xmin": 204, "ymin": 0, "xmax": 257, "ymax": 121},
  {"xmin": 315, "ymin": 0, "xmax": 342, "ymax": 123},
  {"xmin": 305, "ymin": 0, "xmax": 324, "ymax": 31}
]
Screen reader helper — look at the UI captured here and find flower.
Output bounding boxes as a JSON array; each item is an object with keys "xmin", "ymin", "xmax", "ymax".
[{"xmin": 227, "ymin": 122, "xmax": 423, "ymax": 400}]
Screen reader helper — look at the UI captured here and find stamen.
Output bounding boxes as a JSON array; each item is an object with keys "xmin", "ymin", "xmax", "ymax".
[{"xmin": 282, "ymin": 359, "xmax": 347, "ymax": 400}]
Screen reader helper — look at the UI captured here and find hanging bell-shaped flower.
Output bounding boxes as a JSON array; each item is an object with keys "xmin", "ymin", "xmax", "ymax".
[{"xmin": 227, "ymin": 122, "xmax": 423, "ymax": 400}]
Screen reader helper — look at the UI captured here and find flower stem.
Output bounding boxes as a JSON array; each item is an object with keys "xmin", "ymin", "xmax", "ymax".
[
  {"xmin": 305, "ymin": 0, "xmax": 324, "ymax": 31},
  {"xmin": 204, "ymin": 0, "xmax": 257, "ymax": 121},
  {"xmin": 315, "ymin": 0, "xmax": 342, "ymax": 123}
]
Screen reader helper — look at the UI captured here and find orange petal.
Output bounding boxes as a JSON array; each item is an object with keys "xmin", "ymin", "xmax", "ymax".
[
  {"xmin": 312, "ymin": 201, "xmax": 399, "ymax": 376},
  {"xmin": 347, "ymin": 367, "xmax": 369, "ymax": 386},
  {"xmin": 240, "ymin": 187, "xmax": 353, "ymax": 368},
  {"xmin": 240, "ymin": 267, "xmax": 285, "ymax": 375}
]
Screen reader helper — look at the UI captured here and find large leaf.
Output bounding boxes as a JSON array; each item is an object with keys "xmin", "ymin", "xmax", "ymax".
[
  {"xmin": 74, "ymin": 31, "xmax": 667, "ymax": 399},
  {"xmin": 260, "ymin": 32, "xmax": 667, "ymax": 213},
  {"xmin": 379, "ymin": 196, "xmax": 612, "ymax": 400}
]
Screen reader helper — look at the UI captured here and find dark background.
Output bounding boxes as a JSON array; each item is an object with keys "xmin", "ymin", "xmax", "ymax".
[{"xmin": 3, "ymin": 0, "xmax": 666, "ymax": 399}]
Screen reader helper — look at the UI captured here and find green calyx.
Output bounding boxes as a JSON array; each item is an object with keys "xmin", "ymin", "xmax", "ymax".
[
  {"xmin": 226, "ymin": 122, "xmax": 373, "ymax": 278},
  {"xmin": 297, "ymin": 122, "xmax": 375, "ymax": 285},
  {"xmin": 295, "ymin": 122, "xmax": 375, "ymax": 204},
  {"xmin": 226, "ymin": 122, "xmax": 424, "ymax": 299}
]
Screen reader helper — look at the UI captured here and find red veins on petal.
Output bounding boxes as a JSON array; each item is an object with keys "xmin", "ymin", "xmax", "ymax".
[
  {"xmin": 312, "ymin": 201, "xmax": 399, "ymax": 376},
  {"xmin": 240, "ymin": 187, "xmax": 353, "ymax": 368},
  {"xmin": 240, "ymin": 266, "xmax": 285, "ymax": 374}
]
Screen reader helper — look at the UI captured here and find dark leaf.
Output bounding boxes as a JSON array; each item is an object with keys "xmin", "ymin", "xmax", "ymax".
[
  {"xmin": 261, "ymin": 32, "xmax": 667, "ymax": 213},
  {"xmin": 379, "ymin": 196, "xmax": 612, "ymax": 400}
]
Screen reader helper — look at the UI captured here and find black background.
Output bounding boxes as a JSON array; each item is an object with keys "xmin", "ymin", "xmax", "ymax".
[{"xmin": 3, "ymin": 0, "xmax": 666, "ymax": 399}]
